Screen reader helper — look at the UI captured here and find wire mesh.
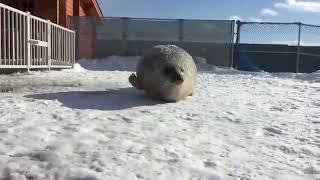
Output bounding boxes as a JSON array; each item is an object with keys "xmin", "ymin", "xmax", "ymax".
[
  {"xmin": 238, "ymin": 22, "xmax": 299, "ymax": 45},
  {"xmin": 183, "ymin": 20, "xmax": 233, "ymax": 43},
  {"xmin": 236, "ymin": 21, "xmax": 320, "ymax": 73},
  {"xmin": 300, "ymin": 25, "xmax": 320, "ymax": 55}
]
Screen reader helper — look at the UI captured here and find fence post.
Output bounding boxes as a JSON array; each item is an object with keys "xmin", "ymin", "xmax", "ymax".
[
  {"xmin": 235, "ymin": 20, "xmax": 241, "ymax": 44},
  {"xmin": 233, "ymin": 20, "xmax": 241, "ymax": 69},
  {"xmin": 122, "ymin": 17, "xmax": 128, "ymax": 56},
  {"xmin": 26, "ymin": 11, "xmax": 31, "ymax": 72},
  {"xmin": 73, "ymin": 32, "xmax": 76, "ymax": 65},
  {"xmin": 47, "ymin": 20, "xmax": 51, "ymax": 70},
  {"xmin": 296, "ymin": 22, "xmax": 301, "ymax": 73},
  {"xmin": 230, "ymin": 20, "xmax": 235, "ymax": 68}
]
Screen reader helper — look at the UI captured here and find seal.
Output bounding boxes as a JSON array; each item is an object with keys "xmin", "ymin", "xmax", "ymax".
[{"xmin": 129, "ymin": 45, "xmax": 197, "ymax": 102}]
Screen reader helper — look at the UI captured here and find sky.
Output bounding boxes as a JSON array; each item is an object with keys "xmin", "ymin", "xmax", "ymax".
[
  {"xmin": 99, "ymin": 0, "xmax": 320, "ymax": 25},
  {"xmin": 97, "ymin": 0, "xmax": 320, "ymax": 45}
]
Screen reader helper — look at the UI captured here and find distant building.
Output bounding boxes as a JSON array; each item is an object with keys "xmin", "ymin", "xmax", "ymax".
[{"xmin": 0, "ymin": 0, "xmax": 103, "ymax": 27}]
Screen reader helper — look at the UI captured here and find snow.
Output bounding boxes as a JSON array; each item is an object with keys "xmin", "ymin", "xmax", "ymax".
[{"xmin": 0, "ymin": 56, "xmax": 319, "ymax": 180}]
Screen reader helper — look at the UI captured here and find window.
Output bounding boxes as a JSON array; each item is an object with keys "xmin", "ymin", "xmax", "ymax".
[
  {"xmin": 21, "ymin": 0, "xmax": 34, "ymax": 14},
  {"xmin": 12, "ymin": 1, "xmax": 18, "ymax": 7}
]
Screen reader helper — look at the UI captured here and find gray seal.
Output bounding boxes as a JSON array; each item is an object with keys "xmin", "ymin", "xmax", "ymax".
[{"xmin": 129, "ymin": 45, "xmax": 197, "ymax": 102}]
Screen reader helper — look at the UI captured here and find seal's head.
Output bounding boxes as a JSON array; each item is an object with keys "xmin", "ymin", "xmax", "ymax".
[{"xmin": 130, "ymin": 45, "xmax": 197, "ymax": 102}]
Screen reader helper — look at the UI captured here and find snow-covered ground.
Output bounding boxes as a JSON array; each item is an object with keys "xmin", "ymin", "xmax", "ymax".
[{"xmin": 0, "ymin": 56, "xmax": 319, "ymax": 180}]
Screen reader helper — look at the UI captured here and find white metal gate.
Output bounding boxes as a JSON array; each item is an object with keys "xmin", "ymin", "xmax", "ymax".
[{"xmin": 0, "ymin": 3, "xmax": 75, "ymax": 71}]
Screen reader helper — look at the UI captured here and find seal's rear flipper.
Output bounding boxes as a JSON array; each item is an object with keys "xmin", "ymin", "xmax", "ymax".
[{"xmin": 129, "ymin": 73, "xmax": 143, "ymax": 89}]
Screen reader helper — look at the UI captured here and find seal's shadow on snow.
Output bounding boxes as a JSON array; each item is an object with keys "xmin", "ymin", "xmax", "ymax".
[{"xmin": 25, "ymin": 87, "xmax": 164, "ymax": 111}]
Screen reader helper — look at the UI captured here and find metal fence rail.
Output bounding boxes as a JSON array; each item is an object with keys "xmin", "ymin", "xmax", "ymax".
[
  {"xmin": 235, "ymin": 21, "xmax": 320, "ymax": 73},
  {"xmin": 70, "ymin": 17, "xmax": 235, "ymax": 67},
  {"xmin": 0, "ymin": 3, "xmax": 75, "ymax": 71}
]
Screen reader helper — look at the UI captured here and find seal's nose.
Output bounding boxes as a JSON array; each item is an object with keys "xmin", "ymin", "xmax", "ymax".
[
  {"xmin": 170, "ymin": 69, "xmax": 184, "ymax": 84},
  {"xmin": 163, "ymin": 65, "xmax": 184, "ymax": 84},
  {"xmin": 171, "ymin": 73, "xmax": 183, "ymax": 83}
]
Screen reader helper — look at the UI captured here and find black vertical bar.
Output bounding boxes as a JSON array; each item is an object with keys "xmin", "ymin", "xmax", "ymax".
[
  {"xmin": 74, "ymin": 17, "xmax": 80, "ymax": 61},
  {"xmin": 122, "ymin": 17, "xmax": 128, "ymax": 56},
  {"xmin": 234, "ymin": 20, "xmax": 242, "ymax": 69},
  {"xmin": 230, "ymin": 20, "xmax": 235, "ymax": 68},
  {"xmin": 235, "ymin": 20, "xmax": 241, "ymax": 44},
  {"xmin": 178, "ymin": 19, "xmax": 183, "ymax": 43},
  {"xmin": 296, "ymin": 22, "xmax": 301, "ymax": 73}
]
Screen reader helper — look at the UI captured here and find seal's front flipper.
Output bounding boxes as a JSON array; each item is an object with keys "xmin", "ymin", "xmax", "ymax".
[
  {"xmin": 129, "ymin": 73, "xmax": 143, "ymax": 89},
  {"xmin": 189, "ymin": 90, "xmax": 194, "ymax": 96}
]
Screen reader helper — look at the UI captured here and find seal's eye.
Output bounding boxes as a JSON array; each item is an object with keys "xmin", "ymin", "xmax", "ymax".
[{"xmin": 163, "ymin": 66, "xmax": 175, "ymax": 76}]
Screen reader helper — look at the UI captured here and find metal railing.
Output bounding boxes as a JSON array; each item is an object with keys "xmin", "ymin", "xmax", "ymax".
[
  {"xmin": 235, "ymin": 21, "xmax": 320, "ymax": 73},
  {"xmin": 0, "ymin": 3, "xmax": 75, "ymax": 71}
]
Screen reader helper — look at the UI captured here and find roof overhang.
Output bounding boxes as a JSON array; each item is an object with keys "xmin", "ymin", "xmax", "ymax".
[{"xmin": 82, "ymin": 0, "xmax": 103, "ymax": 17}]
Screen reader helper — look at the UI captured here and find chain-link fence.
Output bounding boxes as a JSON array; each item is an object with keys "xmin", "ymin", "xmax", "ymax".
[
  {"xmin": 69, "ymin": 17, "xmax": 235, "ymax": 67},
  {"xmin": 234, "ymin": 21, "xmax": 320, "ymax": 73}
]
